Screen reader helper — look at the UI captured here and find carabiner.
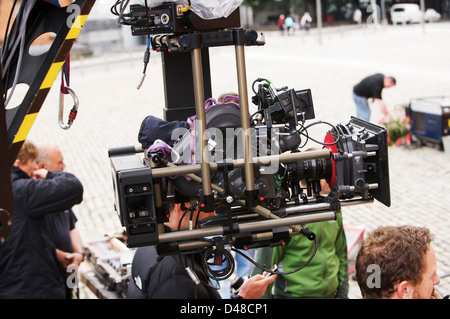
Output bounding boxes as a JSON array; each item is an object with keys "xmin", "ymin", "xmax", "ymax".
[{"xmin": 59, "ymin": 87, "xmax": 79, "ymax": 130}]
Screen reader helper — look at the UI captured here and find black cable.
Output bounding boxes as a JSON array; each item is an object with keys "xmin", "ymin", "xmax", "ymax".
[
  {"xmin": 174, "ymin": 230, "xmax": 318, "ymax": 282},
  {"xmin": 231, "ymin": 236, "xmax": 318, "ymax": 276},
  {"xmin": 118, "ymin": 0, "xmax": 129, "ymax": 23},
  {"xmin": 1, "ymin": 0, "xmax": 18, "ymax": 61},
  {"xmin": 251, "ymin": 77, "xmax": 266, "ymax": 95},
  {"xmin": 110, "ymin": 0, "xmax": 122, "ymax": 16},
  {"xmin": 194, "ymin": 229, "xmax": 319, "ymax": 281},
  {"xmin": 176, "ymin": 244, "xmax": 222, "ymax": 293},
  {"xmin": 298, "ymin": 123, "xmax": 310, "ymax": 148},
  {"xmin": 202, "ymin": 246, "xmax": 235, "ymax": 281},
  {"xmin": 175, "ymin": 205, "xmax": 236, "ymax": 282},
  {"xmin": 297, "ymin": 120, "xmax": 341, "ymax": 146},
  {"xmin": 177, "ymin": 203, "xmax": 198, "ymax": 231},
  {"xmin": 111, "ymin": 0, "xmax": 138, "ymax": 26},
  {"xmin": 2, "ymin": 0, "xmax": 36, "ymax": 106}
]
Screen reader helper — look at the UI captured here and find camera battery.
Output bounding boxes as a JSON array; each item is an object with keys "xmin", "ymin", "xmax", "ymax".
[
  {"xmin": 110, "ymin": 154, "xmax": 159, "ymax": 247},
  {"xmin": 129, "ymin": 2, "xmax": 241, "ymax": 36}
]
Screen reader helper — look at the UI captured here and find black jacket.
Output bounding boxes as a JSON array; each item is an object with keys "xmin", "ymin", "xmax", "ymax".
[
  {"xmin": 0, "ymin": 167, "xmax": 83, "ymax": 299},
  {"xmin": 127, "ymin": 245, "xmax": 221, "ymax": 299}
]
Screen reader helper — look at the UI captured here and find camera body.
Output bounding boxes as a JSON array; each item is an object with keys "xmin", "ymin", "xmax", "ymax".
[
  {"xmin": 110, "ymin": 3, "xmax": 390, "ymax": 265},
  {"xmin": 109, "ymin": 86, "xmax": 390, "ymax": 250}
]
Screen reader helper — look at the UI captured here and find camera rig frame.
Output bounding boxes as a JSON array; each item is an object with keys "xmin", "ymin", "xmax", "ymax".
[{"xmin": 108, "ymin": 3, "xmax": 391, "ymax": 279}]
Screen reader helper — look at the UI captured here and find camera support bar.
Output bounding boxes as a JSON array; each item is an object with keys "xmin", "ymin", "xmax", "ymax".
[
  {"xmin": 141, "ymin": 20, "xmax": 265, "ymax": 215},
  {"xmin": 149, "ymin": 149, "xmax": 332, "ymax": 179},
  {"xmin": 109, "ymin": 141, "xmax": 384, "ymax": 251},
  {"xmin": 191, "ymin": 47, "xmax": 213, "ymax": 212},
  {"xmin": 159, "ymin": 211, "xmax": 337, "ymax": 250},
  {"xmin": 161, "ymin": 195, "xmax": 374, "ymax": 254},
  {"xmin": 235, "ymin": 44, "xmax": 257, "ymax": 210},
  {"xmin": 151, "ymin": 28, "xmax": 264, "ymax": 213}
]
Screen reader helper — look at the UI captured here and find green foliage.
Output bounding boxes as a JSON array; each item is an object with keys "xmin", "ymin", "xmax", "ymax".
[{"xmin": 382, "ymin": 116, "xmax": 411, "ymax": 146}]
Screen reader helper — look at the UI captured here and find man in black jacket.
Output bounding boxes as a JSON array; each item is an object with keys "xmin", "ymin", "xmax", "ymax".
[
  {"xmin": 36, "ymin": 143, "xmax": 85, "ymax": 298},
  {"xmin": 0, "ymin": 140, "xmax": 84, "ymax": 299}
]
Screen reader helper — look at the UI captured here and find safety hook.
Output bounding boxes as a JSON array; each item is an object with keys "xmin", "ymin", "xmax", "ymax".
[{"xmin": 59, "ymin": 87, "xmax": 79, "ymax": 130}]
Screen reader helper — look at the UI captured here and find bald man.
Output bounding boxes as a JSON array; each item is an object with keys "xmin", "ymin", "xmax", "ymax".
[{"xmin": 36, "ymin": 143, "xmax": 84, "ymax": 298}]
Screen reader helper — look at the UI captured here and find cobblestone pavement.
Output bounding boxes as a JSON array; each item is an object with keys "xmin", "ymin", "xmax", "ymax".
[{"xmin": 26, "ymin": 22, "xmax": 450, "ymax": 299}]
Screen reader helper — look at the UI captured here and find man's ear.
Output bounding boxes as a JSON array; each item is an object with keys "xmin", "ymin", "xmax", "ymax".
[
  {"xmin": 394, "ymin": 281, "xmax": 412, "ymax": 299},
  {"xmin": 174, "ymin": 203, "xmax": 186, "ymax": 214}
]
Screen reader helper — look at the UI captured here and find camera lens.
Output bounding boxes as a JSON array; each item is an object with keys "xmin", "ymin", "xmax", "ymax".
[{"xmin": 286, "ymin": 157, "xmax": 332, "ymax": 183}]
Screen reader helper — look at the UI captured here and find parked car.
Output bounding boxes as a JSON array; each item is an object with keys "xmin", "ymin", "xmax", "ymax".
[
  {"xmin": 390, "ymin": 3, "xmax": 422, "ymax": 24},
  {"xmin": 424, "ymin": 9, "xmax": 441, "ymax": 22}
]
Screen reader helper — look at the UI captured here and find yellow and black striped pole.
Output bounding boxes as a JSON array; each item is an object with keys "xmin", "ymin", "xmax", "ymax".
[
  {"xmin": 0, "ymin": 0, "xmax": 95, "ymax": 239},
  {"xmin": 5, "ymin": 0, "xmax": 95, "ymax": 165}
]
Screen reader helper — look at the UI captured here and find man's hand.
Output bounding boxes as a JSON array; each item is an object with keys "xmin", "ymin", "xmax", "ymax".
[
  {"xmin": 375, "ymin": 98, "xmax": 391, "ymax": 122},
  {"xmin": 66, "ymin": 252, "xmax": 84, "ymax": 266},
  {"xmin": 56, "ymin": 249, "xmax": 72, "ymax": 269},
  {"xmin": 31, "ymin": 168, "xmax": 48, "ymax": 180},
  {"xmin": 237, "ymin": 273, "xmax": 277, "ymax": 299},
  {"xmin": 56, "ymin": 249, "xmax": 84, "ymax": 269}
]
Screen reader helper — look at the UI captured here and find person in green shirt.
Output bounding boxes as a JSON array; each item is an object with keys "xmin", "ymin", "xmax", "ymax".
[{"xmin": 251, "ymin": 179, "xmax": 349, "ymax": 299}]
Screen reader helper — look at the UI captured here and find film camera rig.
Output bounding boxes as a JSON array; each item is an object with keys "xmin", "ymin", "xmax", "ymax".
[{"xmin": 108, "ymin": 2, "xmax": 390, "ymax": 280}]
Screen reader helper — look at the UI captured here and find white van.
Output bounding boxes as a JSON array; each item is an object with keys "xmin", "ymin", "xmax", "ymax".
[{"xmin": 390, "ymin": 3, "xmax": 422, "ymax": 24}]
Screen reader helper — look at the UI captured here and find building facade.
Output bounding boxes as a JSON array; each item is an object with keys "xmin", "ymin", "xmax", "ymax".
[{"xmin": 248, "ymin": 0, "xmax": 448, "ymax": 26}]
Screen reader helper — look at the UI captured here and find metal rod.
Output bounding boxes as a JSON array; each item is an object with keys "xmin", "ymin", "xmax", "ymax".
[
  {"xmin": 151, "ymin": 148, "xmax": 331, "ymax": 178},
  {"xmin": 177, "ymin": 229, "xmax": 297, "ymax": 252},
  {"xmin": 420, "ymin": 0, "xmax": 426, "ymax": 33},
  {"xmin": 285, "ymin": 198, "xmax": 374, "ymax": 215},
  {"xmin": 174, "ymin": 197, "xmax": 373, "ymax": 252},
  {"xmin": 177, "ymin": 229, "xmax": 294, "ymax": 251},
  {"xmin": 316, "ymin": 0, "xmax": 323, "ymax": 46},
  {"xmin": 234, "ymin": 44, "xmax": 254, "ymax": 193},
  {"xmin": 159, "ymin": 211, "xmax": 336, "ymax": 244},
  {"xmin": 191, "ymin": 47, "xmax": 213, "ymax": 203},
  {"xmin": 285, "ymin": 195, "xmax": 374, "ymax": 207},
  {"xmin": 150, "ymin": 155, "xmax": 166, "ymax": 235},
  {"xmin": 239, "ymin": 211, "xmax": 335, "ymax": 233}
]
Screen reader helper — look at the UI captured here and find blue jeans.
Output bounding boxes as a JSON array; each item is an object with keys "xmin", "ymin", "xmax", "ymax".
[{"xmin": 352, "ymin": 91, "xmax": 370, "ymax": 121}]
